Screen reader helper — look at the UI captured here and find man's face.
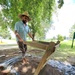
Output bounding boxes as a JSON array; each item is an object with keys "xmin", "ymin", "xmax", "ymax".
[{"xmin": 21, "ymin": 15, "xmax": 29, "ymax": 23}]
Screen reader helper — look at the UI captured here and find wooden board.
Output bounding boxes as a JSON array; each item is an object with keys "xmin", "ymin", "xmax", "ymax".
[
  {"xmin": 23, "ymin": 41, "xmax": 49, "ymax": 50},
  {"xmin": 34, "ymin": 42, "xmax": 55, "ymax": 75},
  {"xmin": 23, "ymin": 41, "xmax": 60, "ymax": 75}
]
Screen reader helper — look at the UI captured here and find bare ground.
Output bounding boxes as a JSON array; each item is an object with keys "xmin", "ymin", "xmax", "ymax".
[{"xmin": 0, "ymin": 49, "xmax": 64, "ymax": 75}]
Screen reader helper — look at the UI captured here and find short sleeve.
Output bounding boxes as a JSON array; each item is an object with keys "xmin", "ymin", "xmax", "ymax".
[
  {"xmin": 15, "ymin": 22, "xmax": 19, "ymax": 32},
  {"xmin": 27, "ymin": 26, "xmax": 30, "ymax": 33}
]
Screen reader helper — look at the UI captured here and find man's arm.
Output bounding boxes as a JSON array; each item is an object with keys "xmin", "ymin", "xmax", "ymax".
[
  {"xmin": 28, "ymin": 32, "xmax": 34, "ymax": 41},
  {"xmin": 15, "ymin": 30, "xmax": 23, "ymax": 42}
]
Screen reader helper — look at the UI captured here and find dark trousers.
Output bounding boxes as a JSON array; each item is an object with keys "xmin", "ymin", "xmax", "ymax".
[{"xmin": 17, "ymin": 41, "xmax": 27, "ymax": 56}]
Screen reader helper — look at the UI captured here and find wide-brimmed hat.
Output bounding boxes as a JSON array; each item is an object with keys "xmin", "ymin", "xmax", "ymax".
[{"xmin": 19, "ymin": 11, "xmax": 31, "ymax": 21}]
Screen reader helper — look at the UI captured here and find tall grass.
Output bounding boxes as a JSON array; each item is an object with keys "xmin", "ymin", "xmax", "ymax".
[{"xmin": 49, "ymin": 40, "xmax": 75, "ymax": 61}]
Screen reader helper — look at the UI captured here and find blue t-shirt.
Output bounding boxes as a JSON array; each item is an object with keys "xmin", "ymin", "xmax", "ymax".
[{"xmin": 15, "ymin": 21, "xmax": 30, "ymax": 41}]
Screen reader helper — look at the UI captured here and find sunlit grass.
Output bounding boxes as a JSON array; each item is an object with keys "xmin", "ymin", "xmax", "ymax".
[
  {"xmin": 27, "ymin": 40, "xmax": 75, "ymax": 62},
  {"xmin": 0, "ymin": 39, "xmax": 75, "ymax": 62},
  {"xmin": 50, "ymin": 40, "xmax": 75, "ymax": 61},
  {"xmin": 0, "ymin": 41, "xmax": 7, "ymax": 44}
]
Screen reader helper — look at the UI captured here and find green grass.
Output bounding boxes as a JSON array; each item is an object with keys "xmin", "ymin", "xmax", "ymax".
[
  {"xmin": 0, "ymin": 41, "xmax": 7, "ymax": 44},
  {"xmin": 27, "ymin": 40, "xmax": 75, "ymax": 62},
  {"xmin": 50, "ymin": 40, "xmax": 75, "ymax": 61}
]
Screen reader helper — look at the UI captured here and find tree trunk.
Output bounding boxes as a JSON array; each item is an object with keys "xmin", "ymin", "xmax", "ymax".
[{"xmin": 32, "ymin": 33, "xmax": 35, "ymax": 40}]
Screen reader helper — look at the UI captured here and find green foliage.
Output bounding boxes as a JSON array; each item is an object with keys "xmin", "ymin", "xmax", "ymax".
[
  {"xmin": 58, "ymin": 0, "xmax": 64, "ymax": 8},
  {"xmin": 0, "ymin": 0, "xmax": 63, "ymax": 39},
  {"xmin": 69, "ymin": 24, "xmax": 75, "ymax": 39},
  {"xmin": 0, "ymin": 26, "xmax": 11, "ymax": 39},
  {"xmin": 57, "ymin": 34, "xmax": 64, "ymax": 41}
]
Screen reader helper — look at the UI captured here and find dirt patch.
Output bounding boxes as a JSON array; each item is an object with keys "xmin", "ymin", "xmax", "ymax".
[
  {"xmin": 0, "ymin": 49, "xmax": 19, "ymax": 63},
  {"xmin": 0, "ymin": 49, "xmax": 63, "ymax": 75}
]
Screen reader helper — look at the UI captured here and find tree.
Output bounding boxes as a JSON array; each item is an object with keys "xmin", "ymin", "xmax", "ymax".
[
  {"xmin": 58, "ymin": 0, "xmax": 64, "ymax": 8},
  {"xmin": 0, "ymin": 11, "xmax": 11, "ymax": 39},
  {"xmin": 0, "ymin": 26, "xmax": 11, "ymax": 39},
  {"xmin": 69, "ymin": 24, "xmax": 75, "ymax": 39},
  {"xmin": 57, "ymin": 34, "xmax": 64, "ymax": 41},
  {"xmin": 0, "ymin": 0, "xmax": 64, "ymax": 39}
]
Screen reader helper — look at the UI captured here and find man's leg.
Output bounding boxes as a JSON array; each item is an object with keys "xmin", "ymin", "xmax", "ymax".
[
  {"xmin": 17, "ymin": 41, "xmax": 27, "ymax": 56},
  {"xmin": 17, "ymin": 41, "xmax": 28, "ymax": 64},
  {"xmin": 22, "ymin": 44, "xmax": 27, "ymax": 57},
  {"xmin": 22, "ymin": 44, "xmax": 28, "ymax": 64}
]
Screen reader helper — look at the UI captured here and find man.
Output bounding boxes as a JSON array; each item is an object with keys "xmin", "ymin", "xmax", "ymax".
[{"xmin": 14, "ymin": 11, "xmax": 34, "ymax": 63}]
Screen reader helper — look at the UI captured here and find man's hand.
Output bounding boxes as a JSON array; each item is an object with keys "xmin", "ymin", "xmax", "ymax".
[
  {"xmin": 28, "ymin": 33, "xmax": 35, "ymax": 41},
  {"xmin": 19, "ymin": 38, "xmax": 23, "ymax": 42}
]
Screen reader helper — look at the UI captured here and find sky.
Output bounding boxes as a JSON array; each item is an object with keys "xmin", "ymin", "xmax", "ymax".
[{"xmin": 46, "ymin": 0, "xmax": 75, "ymax": 39}]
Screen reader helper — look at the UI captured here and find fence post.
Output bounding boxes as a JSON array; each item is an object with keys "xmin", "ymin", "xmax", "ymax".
[{"xmin": 71, "ymin": 32, "xmax": 75, "ymax": 48}]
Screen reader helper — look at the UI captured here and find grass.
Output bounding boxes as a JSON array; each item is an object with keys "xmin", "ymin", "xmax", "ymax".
[
  {"xmin": 0, "ymin": 39, "xmax": 75, "ymax": 62},
  {"xmin": 0, "ymin": 39, "xmax": 74, "ymax": 65},
  {"xmin": 50, "ymin": 40, "xmax": 75, "ymax": 62},
  {"xmin": 27, "ymin": 40, "xmax": 75, "ymax": 62},
  {"xmin": 0, "ymin": 41, "xmax": 7, "ymax": 44}
]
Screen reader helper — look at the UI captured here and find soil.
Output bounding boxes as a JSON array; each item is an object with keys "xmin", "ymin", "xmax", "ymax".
[{"xmin": 0, "ymin": 49, "xmax": 63, "ymax": 75}]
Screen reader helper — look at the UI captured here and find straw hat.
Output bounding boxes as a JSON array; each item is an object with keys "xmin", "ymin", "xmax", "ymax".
[{"xmin": 19, "ymin": 11, "xmax": 31, "ymax": 21}]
